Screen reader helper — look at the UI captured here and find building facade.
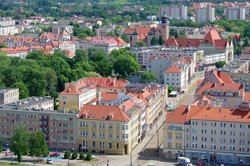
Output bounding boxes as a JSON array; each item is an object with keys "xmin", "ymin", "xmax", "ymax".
[
  {"xmin": 160, "ymin": 6, "xmax": 188, "ymax": 20},
  {"xmin": 195, "ymin": 6, "xmax": 215, "ymax": 23},
  {"xmin": 0, "ymin": 88, "xmax": 19, "ymax": 105},
  {"xmin": 224, "ymin": 7, "xmax": 246, "ymax": 20}
]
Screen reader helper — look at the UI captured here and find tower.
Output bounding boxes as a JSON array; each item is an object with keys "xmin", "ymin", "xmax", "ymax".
[
  {"xmin": 130, "ymin": 31, "xmax": 139, "ymax": 49},
  {"xmin": 159, "ymin": 14, "xmax": 170, "ymax": 42}
]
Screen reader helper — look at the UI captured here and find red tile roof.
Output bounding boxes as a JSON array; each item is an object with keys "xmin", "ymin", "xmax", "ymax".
[
  {"xmin": 165, "ymin": 29, "xmax": 228, "ymax": 49},
  {"xmin": 191, "ymin": 106, "xmax": 250, "ymax": 123},
  {"xmin": 60, "ymin": 84, "xmax": 81, "ymax": 95},
  {"xmin": 79, "ymin": 104, "xmax": 130, "ymax": 122},
  {"xmin": 124, "ymin": 27, "xmax": 151, "ymax": 40},
  {"xmin": 166, "ymin": 105, "xmax": 188, "ymax": 124},
  {"xmin": 165, "ymin": 65, "xmax": 182, "ymax": 73},
  {"xmin": 101, "ymin": 92, "xmax": 118, "ymax": 101}
]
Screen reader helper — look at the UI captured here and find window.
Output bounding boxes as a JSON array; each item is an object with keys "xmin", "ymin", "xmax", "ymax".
[
  {"xmin": 108, "ymin": 133, "xmax": 112, "ymax": 139},
  {"xmin": 108, "ymin": 124, "xmax": 113, "ymax": 129},
  {"xmin": 92, "ymin": 132, "xmax": 96, "ymax": 138},
  {"xmin": 92, "ymin": 141, "xmax": 96, "ymax": 148},
  {"xmin": 116, "ymin": 143, "xmax": 119, "ymax": 149},
  {"xmin": 92, "ymin": 122, "xmax": 96, "ymax": 128},
  {"xmin": 82, "ymin": 140, "xmax": 88, "ymax": 148},
  {"xmin": 109, "ymin": 143, "xmax": 112, "ymax": 149}
]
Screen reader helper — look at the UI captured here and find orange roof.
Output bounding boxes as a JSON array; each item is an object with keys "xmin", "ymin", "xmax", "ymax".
[
  {"xmin": 79, "ymin": 104, "xmax": 130, "ymax": 122},
  {"xmin": 165, "ymin": 65, "xmax": 182, "ymax": 73},
  {"xmin": 165, "ymin": 29, "xmax": 228, "ymax": 49},
  {"xmin": 101, "ymin": 92, "xmax": 118, "ymax": 101},
  {"xmin": 166, "ymin": 105, "xmax": 188, "ymax": 124},
  {"xmin": 190, "ymin": 106, "xmax": 250, "ymax": 123},
  {"xmin": 60, "ymin": 84, "xmax": 81, "ymax": 95},
  {"xmin": 124, "ymin": 27, "xmax": 151, "ymax": 40},
  {"xmin": 244, "ymin": 92, "xmax": 250, "ymax": 102}
]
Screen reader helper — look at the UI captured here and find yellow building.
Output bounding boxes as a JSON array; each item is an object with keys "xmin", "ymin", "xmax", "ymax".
[
  {"xmin": 77, "ymin": 104, "xmax": 139, "ymax": 155},
  {"xmin": 163, "ymin": 105, "xmax": 187, "ymax": 159},
  {"xmin": 59, "ymin": 77, "xmax": 127, "ymax": 111}
]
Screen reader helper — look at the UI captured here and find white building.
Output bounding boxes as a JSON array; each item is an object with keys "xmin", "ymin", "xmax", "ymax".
[
  {"xmin": 160, "ymin": 6, "xmax": 188, "ymax": 20},
  {"xmin": 164, "ymin": 105, "xmax": 250, "ymax": 165},
  {"xmin": 132, "ymin": 47, "xmax": 198, "ymax": 70},
  {"xmin": 0, "ymin": 26, "xmax": 18, "ymax": 36},
  {"xmin": 0, "ymin": 17, "xmax": 15, "ymax": 27},
  {"xmin": 164, "ymin": 65, "xmax": 189, "ymax": 92},
  {"xmin": 79, "ymin": 37, "xmax": 128, "ymax": 53},
  {"xmin": 195, "ymin": 6, "xmax": 215, "ymax": 23},
  {"xmin": 224, "ymin": 7, "xmax": 246, "ymax": 20},
  {"xmin": 0, "ymin": 88, "xmax": 19, "ymax": 105}
]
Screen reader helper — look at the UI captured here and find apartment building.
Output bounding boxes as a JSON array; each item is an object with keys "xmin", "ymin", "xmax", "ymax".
[
  {"xmin": 132, "ymin": 47, "xmax": 199, "ymax": 70},
  {"xmin": 164, "ymin": 65, "xmax": 188, "ymax": 92},
  {"xmin": 195, "ymin": 70, "xmax": 249, "ymax": 108},
  {"xmin": 0, "ymin": 26, "xmax": 18, "ymax": 36},
  {"xmin": 124, "ymin": 16, "xmax": 169, "ymax": 49},
  {"xmin": 160, "ymin": 6, "xmax": 188, "ymax": 20},
  {"xmin": 59, "ymin": 77, "xmax": 127, "ymax": 111},
  {"xmin": 0, "ymin": 96, "xmax": 79, "ymax": 151},
  {"xmin": 166, "ymin": 29, "xmax": 234, "ymax": 64},
  {"xmin": 0, "ymin": 88, "xmax": 19, "ymax": 105},
  {"xmin": 224, "ymin": 7, "xmax": 246, "ymax": 20},
  {"xmin": 127, "ymin": 84, "xmax": 167, "ymax": 131},
  {"xmin": 0, "ymin": 17, "xmax": 15, "ymax": 27},
  {"xmin": 147, "ymin": 56, "xmax": 194, "ymax": 84},
  {"xmin": 195, "ymin": 6, "xmax": 215, "ymax": 23},
  {"xmin": 77, "ymin": 104, "xmax": 139, "ymax": 154},
  {"xmin": 164, "ymin": 105, "xmax": 250, "ymax": 165},
  {"xmin": 79, "ymin": 37, "xmax": 128, "ymax": 53}
]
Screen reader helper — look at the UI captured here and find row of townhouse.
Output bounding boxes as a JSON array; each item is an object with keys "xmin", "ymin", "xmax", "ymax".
[
  {"xmin": 164, "ymin": 103, "xmax": 250, "ymax": 165},
  {"xmin": 195, "ymin": 70, "xmax": 250, "ymax": 108},
  {"xmin": 0, "ymin": 77, "xmax": 167, "ymax": 154}
]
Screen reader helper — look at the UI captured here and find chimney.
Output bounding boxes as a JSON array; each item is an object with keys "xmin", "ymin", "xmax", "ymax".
[
  {"xmin": 98, "ymin": 91, "xmax": 102, "ymax": 104},
  {"xmin": 217, "ymin": 70, "xmax": 221, "ymax": 78}
]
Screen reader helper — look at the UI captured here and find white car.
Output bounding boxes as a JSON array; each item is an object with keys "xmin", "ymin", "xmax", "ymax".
[{"xmin": 47, "ymin": 159, "xmax": 53, "ymax": 164}]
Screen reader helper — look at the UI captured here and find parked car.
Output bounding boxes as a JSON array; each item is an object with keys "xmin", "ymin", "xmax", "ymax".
[
  {"xmin": 177, "ymin": 157, "xmax": 193, "ymax": 166},
  {"xmin": 50, "ymin": 152, "xmax": 60, "ymax": 157},
  {"xmin": 47, "ymin": 159, "xmax": 53, "ymax": 164}
]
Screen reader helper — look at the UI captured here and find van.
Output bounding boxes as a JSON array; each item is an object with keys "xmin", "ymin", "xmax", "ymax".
[{"xmin": 177, "ymin": 157, "xmax": 193, "ymax": 166}]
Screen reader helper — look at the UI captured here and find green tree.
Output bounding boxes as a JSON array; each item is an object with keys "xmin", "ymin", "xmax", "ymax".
[
  {"xmin": 114, "ymin": 55, "xmax": 140, "ymax": 79},
  {"xmin": 150, "ymin": 37, "xmax": 157, "ymax": 45},
  {"xmin": 71, "ymin": 152, "xmax": 78, "ymax": 160},
  {"xmin": 11, "ymin": 82, "xmax": 29, "ymax": 99},
  {"xmin": 168, "ymin": 85, "xmax": 174, "ymax": 94},
  {"xmin": 0, "ymin": 137, "xmax": 3, "ymax": 152},
  {"xmin": 215, "ymin": 61, "xmax": 226, "ymax": 69},
  {"xmin": 64, "ymin": 151, "xmax": 71, "ymax": 159},
  {"xmin": 158, "ymin": 36, "xmax": 164, "ymax": 45},
  {"xmin": 11, "ymin": 127, "xmax": 30, "ymax": 163},
  {"xmin": 121, "ymin": 34, "xmax": 129, "ymax": 43},
  {"xmin": 85, "ymin": 152, "xmax": 92, "ymax": 161},
  {"xmin": 135, "ymin": 41, "xmax": 145, "ymax": 47},
  {"xmin": 79, "ymin": 152, "xmax": 85, "ymax": 160},
  {"xmin": 140, "ymin": 71, "xmax": 158, "ymax": 83},
  {"xmin": 29, "ymin": 131, "xmax": 49, "ymax": 158}
]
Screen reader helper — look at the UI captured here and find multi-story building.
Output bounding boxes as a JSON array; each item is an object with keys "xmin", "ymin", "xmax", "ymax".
[
  {"xmin": 127, "ymin": 84, "xmax": 167, "ymax": 131},
  {"xmin": 224, "ymin": 7, "xmax": 246, "ymax": 20},
  {"xmin": 59, "ymin": 77, "xmax": 127, "ymax": 111},
  {"xmin": 0, "ymin": 96, "xmax": 79, "ymax": 151},
  {"xmin": 147, "ymin": 56, "xmax": 194, "ymax": 84},
  {"xmin": 164, "ymin": 65, "xmax": 188, "ymax": 92},
  {"xmin": 77, "ymin": 104, "xmax": 139, "ymax": 154},
  {"xmin": 195, "ymin": 6, "xmax": 215, "ymax": 23},
  {"xmin": 79, "ymin": 37, "xmax": 128, "ymax": 53},
  {"xmin": 0, "ymin": 88, "xmax": 19, "ymax": 105},
  {"xmin": 221, "ymin": 58, "xmax": 249, "ymax": 73},
  {"xmin": 124, "ymin": 16, "xmax": 169, "ymax": 49},
  {"xmin": 0, "ymin": 26, "xmax": 18, "ymax": 36},
  {"xmin": 164, "ymin": 104, "xmax": 250, "ymax": 165},
  {"xmin": 160, "ymin": 6, "xmax": 188, "ymax": 20},
  {"xmin": 166, "ymin": 29, "xmax": 234, "ymax": 64},
  {"xmin": 0, "ymin": 17, "xmax": 15, "ymax": 27},
  {"xmin": 132, "ymin": 47, "xmax": 199, "ymax": 70},
  {"xmin": 195, "ymin": 70, "xmax": 249, "ymax": 108}
]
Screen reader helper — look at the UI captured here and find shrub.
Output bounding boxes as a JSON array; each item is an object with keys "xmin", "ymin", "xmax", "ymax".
[
  {"xmin": 64, "ymin": 151, "xmax": 71, "ymax": 159},
  {"xmin": 71, "ymin": 152, "xmax": 78, "ymax": 160},
  {"xmin": 85, "ymin": 152, "xmax": 92, "ymax": 161},
  {"xmin": 79, "ymin": 152, "xmax": 85, "ymax": 160}
]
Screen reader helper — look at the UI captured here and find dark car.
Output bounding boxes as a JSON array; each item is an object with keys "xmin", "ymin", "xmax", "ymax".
[{"xmin": 50, "ymin": 152, "xmax": 60, "ymax": 157}]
